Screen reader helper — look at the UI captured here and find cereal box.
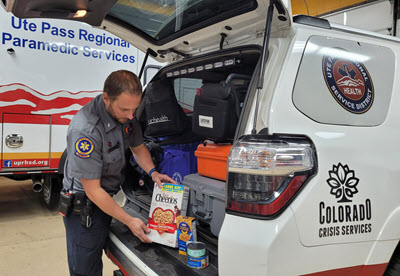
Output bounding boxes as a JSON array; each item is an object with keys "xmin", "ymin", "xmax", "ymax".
[
  {"xmin": 147, "ymin": 183, "xmax": 189, "ymax": 247},
  {"xmin": 176, "ymin": 216, "xmax": 196, "ymax": 255}
]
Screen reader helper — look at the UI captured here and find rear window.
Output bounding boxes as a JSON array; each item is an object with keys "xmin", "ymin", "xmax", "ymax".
[
  {"xmin": 293, "ymin": 35, "xmax": 394, "ymax": 126},
  {"xmin": 174, "ymin": 78, "xmax": 202, "ymax": 113},
  {"xmin": 107, "ymin": 0, "xmax": 257, "ymax": 43}
]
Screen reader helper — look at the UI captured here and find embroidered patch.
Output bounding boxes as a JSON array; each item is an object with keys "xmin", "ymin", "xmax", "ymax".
[
  {"xmin": 126, "ymin": 122, "xmax": 133, "ymax": 135},
  {"xmin": 75, "ymin": 137, "xmax": 94, "ymax": 159}
]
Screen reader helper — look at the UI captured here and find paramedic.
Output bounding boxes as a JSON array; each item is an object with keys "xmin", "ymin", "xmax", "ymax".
[{"xmin": 62, "ymin": 70, "xmax": 175, "ymax": 276}]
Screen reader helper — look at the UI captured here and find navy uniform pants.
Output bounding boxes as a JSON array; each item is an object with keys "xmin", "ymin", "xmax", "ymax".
[{"xmin": 63, "ymin": 206, "xmax": 112, "ymax": 276}]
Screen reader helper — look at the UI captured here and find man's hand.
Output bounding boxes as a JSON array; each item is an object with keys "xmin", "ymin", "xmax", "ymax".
[
  {"xmin": 82, "ymin": 178, "xmax": 153, "ymax": 244},
  {"xmin": 127, "ymin": 217, "xmax": 152, "ymax": 243},
  {"xmin": 151, "ymin": 171, "xmax": 176, "ymax": 189}
]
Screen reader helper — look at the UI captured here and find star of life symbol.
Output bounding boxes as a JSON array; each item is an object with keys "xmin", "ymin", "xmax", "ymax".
[
  {"xmin": 75, "ymin": 137, "xmax": 94, "ymax": 158},
  {"xmin": 337, "ymin": 64, "xmax": 364, "ymax": 98},
  {"xmin": 80, "ymin": 141, "xmax": 90, "ymax": 152}
]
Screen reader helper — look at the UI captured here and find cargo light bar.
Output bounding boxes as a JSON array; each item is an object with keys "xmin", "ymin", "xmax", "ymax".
[
  {"xmin": 165, "ymin": 58, "xmax": 237, "ymax": 78},
  {"xmin": 226, "ymin": 134, "xmax": 317, "ymax": 219}
]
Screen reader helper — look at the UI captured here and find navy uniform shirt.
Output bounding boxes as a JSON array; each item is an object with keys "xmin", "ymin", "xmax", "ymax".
[{"xmin": 62, "ymin": 94, "xmax": 143, "ymax": 195}]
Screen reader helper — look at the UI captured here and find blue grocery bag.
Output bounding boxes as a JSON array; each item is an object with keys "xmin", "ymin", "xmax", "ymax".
[
  {"xmin": 130, "ymin": 140, "xmax": 201, "ymax": 185},
  {"xmin": 159, "ymin": 142, "xmax": 200, "ymax": 184}
]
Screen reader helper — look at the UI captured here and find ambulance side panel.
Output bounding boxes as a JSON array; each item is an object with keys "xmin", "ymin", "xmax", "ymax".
[{"xmin": 0, "ymin": 8, "xmax": 157, "ymax": 174}]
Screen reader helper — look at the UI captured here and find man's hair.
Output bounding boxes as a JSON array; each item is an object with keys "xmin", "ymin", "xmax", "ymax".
[{"xmin": 103, "ymin": 70, "xmax": 142, "ymax": 101}]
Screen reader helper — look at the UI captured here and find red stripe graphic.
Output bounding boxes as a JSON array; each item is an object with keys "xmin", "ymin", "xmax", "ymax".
[
  {"xmin": 3, "ymin": 113, "xmax": 51, "ymax": 124},
  {"xmin": 0, "ymin": 83, "xmax": 101, "ymax": 125},
  {"xmin": 302, "ymin": 263, "xmax": 387, "ymax": 276}
]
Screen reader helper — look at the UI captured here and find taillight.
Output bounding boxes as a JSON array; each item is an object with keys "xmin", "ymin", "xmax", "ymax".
[{"xmin": 226, "ymin": 134, "xmax": 317, "ymax": 218}]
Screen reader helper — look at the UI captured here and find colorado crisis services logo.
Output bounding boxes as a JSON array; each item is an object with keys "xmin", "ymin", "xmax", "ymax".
[
  {"xmin": 326, "ymin": 163, "xmax": 359, "ymax": 203},
  {"xmin": 318, "ymin": 163, "xmax": 372, "ymax": 239},
  {"xmin": 323, "ymin": 52, "xmax": 374, "ymax": 114}
]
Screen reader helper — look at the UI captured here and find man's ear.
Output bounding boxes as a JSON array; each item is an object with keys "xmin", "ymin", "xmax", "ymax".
[{"xmin": 102, "ymin": 93, "xmax": 109, "ymax": 106}]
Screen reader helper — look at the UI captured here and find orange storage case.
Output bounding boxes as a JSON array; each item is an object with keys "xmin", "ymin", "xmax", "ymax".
[{"xmin": 195, "ymin": 143, "xmax": 232, "ymax": 181}]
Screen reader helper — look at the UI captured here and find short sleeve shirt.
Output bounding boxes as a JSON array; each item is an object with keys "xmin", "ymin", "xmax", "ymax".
[{"xmin": 62, "ymin": 94, "xmax": 143, "ymax": 195}]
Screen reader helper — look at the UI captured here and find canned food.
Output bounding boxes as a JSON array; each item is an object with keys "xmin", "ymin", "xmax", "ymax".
[
  {"xmin": 187, "ymin": 254, "xmax": 209, "ymax": 269},
  {"xmin": 186, "ymin": 241, "xmax": 206, "ymax": 258}
]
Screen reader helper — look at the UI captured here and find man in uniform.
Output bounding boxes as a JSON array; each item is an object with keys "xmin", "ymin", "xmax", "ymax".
[{"xmin": 62, "ymin": 70, "xmax": 175, "ymax": 275}]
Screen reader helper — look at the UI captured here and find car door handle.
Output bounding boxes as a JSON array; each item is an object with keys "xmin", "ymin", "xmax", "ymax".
[{"xmin": 5, "ymin": 134, "xmax": 23, "ymax": 148}]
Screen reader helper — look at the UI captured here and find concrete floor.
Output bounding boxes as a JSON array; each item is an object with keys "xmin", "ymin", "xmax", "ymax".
[{"xmin": 0, "ymin": 177, "xmax": 119, "ymax": 276}]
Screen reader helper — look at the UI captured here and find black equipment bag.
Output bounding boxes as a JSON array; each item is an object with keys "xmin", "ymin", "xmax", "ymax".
[
  {"xmin": 192, "ymin": 83, "xmax": 240, "ymax": 140},
  {"xmin": 139, "ymin": 79, "xmax": 187, "ymax": 137}
]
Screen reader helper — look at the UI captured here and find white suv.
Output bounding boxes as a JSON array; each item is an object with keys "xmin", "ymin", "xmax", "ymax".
[{"xmin": 4, "ymin": 0, "xmax": 400, "ymax": 275}]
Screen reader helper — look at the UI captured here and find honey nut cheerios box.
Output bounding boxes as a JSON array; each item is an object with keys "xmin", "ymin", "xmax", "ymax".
[{"xmin": 147, "ymin": 183, "xmax": 189, "ymax": 247}]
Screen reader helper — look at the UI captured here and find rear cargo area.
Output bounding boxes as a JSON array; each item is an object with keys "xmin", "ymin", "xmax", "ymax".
[{"xmin": 108, "ymin": 46, "xmax": 260, "ymax": 275}]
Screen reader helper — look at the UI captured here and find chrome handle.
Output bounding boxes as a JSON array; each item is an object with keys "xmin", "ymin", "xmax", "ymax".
[{"xmin": 6, "ymin": 134, "xmax": 23, "ymax": 148}]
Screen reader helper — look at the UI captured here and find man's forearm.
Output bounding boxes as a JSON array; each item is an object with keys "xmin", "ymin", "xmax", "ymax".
[
  {"xmin": 130, "ymin": 144, "xmax": 176, "ymax": 188},
  {"xmin": 131, "ymin": 144, "xmax": 155, "ymax": 175}
]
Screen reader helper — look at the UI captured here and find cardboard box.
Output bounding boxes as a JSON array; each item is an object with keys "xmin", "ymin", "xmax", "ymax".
[
  {"xmin": 176, "ymin": 216, "xmax": 196, "ymax": 255},
  {"xmin": 147, "ymin": 183, "xmax": 189, "ymax": 247}
]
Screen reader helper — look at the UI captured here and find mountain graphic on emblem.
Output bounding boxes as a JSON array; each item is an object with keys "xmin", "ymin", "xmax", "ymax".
[{"xmin": 336, "ymin": 76, "xmax": 364, "ymax": 87}]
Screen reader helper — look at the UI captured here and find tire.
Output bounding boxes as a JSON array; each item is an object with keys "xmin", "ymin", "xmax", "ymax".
[
  {"xmin": 113, "ymin": 270, "xmax": 124, "ymax": 276},
  {"xmin": 41, "ymin": 174, "xmax": 62, "ymax": 210},
  {"xmin": 384, "ymin": 242, "xmax": 400, "ymax": 275}
]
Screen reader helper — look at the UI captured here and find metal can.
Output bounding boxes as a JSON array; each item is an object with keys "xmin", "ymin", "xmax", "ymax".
[
  {"xmin": 186, "ymin": 241, "xmax": 206, "ymax": 257},
  {"xmin": 187, "ymin": 254, "xmax": 209, "ymax": 269}
]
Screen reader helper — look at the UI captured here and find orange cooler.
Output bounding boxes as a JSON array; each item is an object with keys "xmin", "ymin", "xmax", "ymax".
[{"xmin": 195, "ymin": 143, "xmax": 232, "ymax": 181}]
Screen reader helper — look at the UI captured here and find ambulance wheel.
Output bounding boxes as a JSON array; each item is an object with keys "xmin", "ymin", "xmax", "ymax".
[
  {"xmin": 384, "ymin": 242, "xmax": 400, "ymax": 275},
  {"xmin": 41, "ymin": 175, "xmax": 61, "ymax": 210}
]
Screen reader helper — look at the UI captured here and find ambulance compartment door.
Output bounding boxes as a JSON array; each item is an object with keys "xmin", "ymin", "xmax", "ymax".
[{"xmin": 2, "ymin": 113, "xmax": 51, "ymax": 170}]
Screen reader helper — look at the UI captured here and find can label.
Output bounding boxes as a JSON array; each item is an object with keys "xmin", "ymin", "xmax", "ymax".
[{"xmin": 187, "ymin": 254, "xmax": 209, "ymax": 269}]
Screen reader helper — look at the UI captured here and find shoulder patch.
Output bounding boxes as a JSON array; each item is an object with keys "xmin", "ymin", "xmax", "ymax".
[
  {"xmin": 75, "ymin": 137, "xmax": 94, "ymax": 159},
  {"xmin": 126, "ymin": 122, "xmax": 133, "ymax": 135}
]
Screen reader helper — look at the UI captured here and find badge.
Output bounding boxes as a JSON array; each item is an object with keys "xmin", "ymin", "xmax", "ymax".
[
  {"xmin": 75, "ymin": 137, "xmax": 94, "ymax": 159},
  {"xmin": 323, "ymin": 52, "xmax": 374, "ymax": 114},
  {"xmin": 126, "ymin": 122, "xmax": 133, "ymax": 135}
]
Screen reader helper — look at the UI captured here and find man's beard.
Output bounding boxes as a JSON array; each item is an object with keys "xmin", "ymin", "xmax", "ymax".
[{"xmin": 106, "ymin": 104, "xmax": 126, "ymax": 124}]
